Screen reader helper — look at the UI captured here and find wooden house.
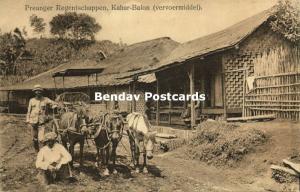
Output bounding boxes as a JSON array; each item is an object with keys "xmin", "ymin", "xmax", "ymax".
[
  {"xmin": 122, "ymin": 8, "xmax": 299, "ymax": 125},
  {"xmin": 1, "ymin": 8, "xmax": 299, "ymax": 126}
]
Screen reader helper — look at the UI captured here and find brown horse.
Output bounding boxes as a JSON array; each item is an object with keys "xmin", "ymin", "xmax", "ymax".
[
  {"xmin": 92, "ymin": 112, "xmax": 124, "ymax": 176},
  {"xmin": 54, "ymin": 105, "xmax": 89, "ymax": 167},
  {"xmin": 126, "ymin": 112, "xmax": 156, "ymax": 173}
]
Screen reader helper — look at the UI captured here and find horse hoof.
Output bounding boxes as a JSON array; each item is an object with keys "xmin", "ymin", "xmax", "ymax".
[
  {"xmin": 129, "ymin": 163, "xmax": 135, "ymax": 168},
  {"xmin": 103, "ymin": 168, "xmax": 110, "ymax": 176},
  {"xmin": 113, "ymin": 169, "xmax": 118, "ymax": 174},
  {"xmin": 135, "ymin": 168, "xmax": 140, "ymax": 173},
  {"xmin": 143, "ymin": 167, "xmax": 148, "ymax": 174}
]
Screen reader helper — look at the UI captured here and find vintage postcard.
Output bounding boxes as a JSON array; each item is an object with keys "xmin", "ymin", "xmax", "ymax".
[{"xmin": 0, "ymin": 0, "xmax": 299, "ymax": 191}]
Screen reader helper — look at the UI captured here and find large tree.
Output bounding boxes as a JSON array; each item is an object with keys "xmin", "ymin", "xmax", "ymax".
[
  {"xmin": 270, "ymin": 0, "xmax": 300, "ymax": 43},
  {"xmin": 0, "ymin": 28, "xmax": 26, "ymax": 75},
  {"xmin": 30, "ymin": 14, "xmax": 46, "ymax": 37},
  {"xmin": 49, "ymin": 12, "xmax": 101, "ymax": 41}
]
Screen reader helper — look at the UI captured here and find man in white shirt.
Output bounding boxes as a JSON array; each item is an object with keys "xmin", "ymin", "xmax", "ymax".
[
  {"xmin": 26, "ymin": 84, "xmax": 57, "ymax": 152},
  {"xmin": 36, "ymin": 132, "xmax": 72, "ymax": 185}
]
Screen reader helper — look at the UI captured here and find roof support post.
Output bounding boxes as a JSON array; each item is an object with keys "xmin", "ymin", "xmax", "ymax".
[
  {"xmin": 156, "ymin": 74, "xmax": 160, "ymax": 125},
  {"xmin": 188, "ymin": 63, "xmax": 196, "ymax": 128},
  {"xmin": 53, "ymin": 77, "xmax": 57, "ymax": 97},
  {"xmin": 88, "ymin": 75, "xmax": 91, "ymax": 98},
  {"xmin": 62, "ymin": 76, "xmax": 65, "ymax": 91},
  {"xmin": 7, "ymin": 90, "xmax": 10, "ymax": 113},
  {"xmin": 221, "ymin": 56, "xmax": 227, "ymax": 120},
  {"xmin": 168, "ymin": 85, "xmax": 172, "ymax": 125},
  {"xmin": 132, "ymin": 76, "xmax": 137, "ymax": 112},
  {"xmin": 128, "ymin": 84, "xmax": 131, "ymax": 112}
]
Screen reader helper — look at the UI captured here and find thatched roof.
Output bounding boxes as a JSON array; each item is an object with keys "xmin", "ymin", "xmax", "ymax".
[
  {"xmin": 119, "ymin": 8, "xmax": 273, "ymax": 78},
  {"xmin": 0, "ymin": 37, "xmax": 179, "ymax": 91}
]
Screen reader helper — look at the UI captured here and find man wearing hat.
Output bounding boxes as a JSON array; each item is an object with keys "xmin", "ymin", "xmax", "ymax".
[
  {"xmin": 26, "ymin": 84, "xmax": 57, "ymax": 152},
  {"xmin": 36, "ymin": 132, "xmax": 72, "ymax": 184}
]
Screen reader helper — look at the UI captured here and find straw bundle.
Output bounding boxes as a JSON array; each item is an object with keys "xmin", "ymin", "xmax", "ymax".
[{"xmin": 253, "ymin": 47, "xmax": 300, "ymax": 76}]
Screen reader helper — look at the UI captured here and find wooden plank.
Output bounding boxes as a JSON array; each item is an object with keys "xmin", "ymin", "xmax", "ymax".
[
  {"xmin": 202, "ymin": 108, "xmax": 224, "ymax": 114},
  {"xmin": 250, "ymin": 108, "xmax": 300, "ymax": 112},
  {"xmin": 246, "ymin": 92, "xmax": 300, "ymax": 96},
  {"xmin": 254, "ymin": 83, "xmax": 300, "ymax": 89},
  {"xmin": 245, "ymin": 100, "xmax": 300, "ymax": 103},
  {"xmin": 156, "ymin": 133, "xmax": 177, "ymax": 139},
  {"xmin": 227, "ymin": 114, "xmax": 276, "ymax": 122},
  {"xmin": 283, "ymin": 159, "xmax": 300, "ymax": 174},
  {"xmin": 245, "ymin": 104, "xmax": 298, "ymax": 107},
  {"xmin": 270, "ymin": 165, "xmax": 299, "ymax": 177}
]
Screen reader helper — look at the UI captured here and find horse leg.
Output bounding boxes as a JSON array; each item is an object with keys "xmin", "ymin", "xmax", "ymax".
[
  {"xmin": 111, "ymin": 142, "xmax": 118, "ymax": 174},
  {"xmin": 142, "ymin": 153, "xmax": 148, "ymax": 173},
  {"xmin": 103, "ymin": 147, "xmax": 110, "ymax": 176},
  {"xmin": 79, "ymin": 136, "xmax": 84, "ymax": 167},
  {"xmin": 69, "ymin": 142, "xmax": 75, "ymax": 168},
  {"xmin": 96, "ymin": 147, "xmax": 100, "ymax": 168},
  {"xmin": 100, "ymin": 149, "xmax": 104, "ymax": 165},
  {"xmin": 127, "ymin": 130, "xmax": 136, "ymax": 168},
  {"xmin": 135, "ymin": 141, "xmax": 140, "ymax": 173}
]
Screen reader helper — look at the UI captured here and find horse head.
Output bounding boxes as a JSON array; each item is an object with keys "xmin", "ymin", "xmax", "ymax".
[
  {"xmin": 106, "ymin": 114, "xmax": 124, "ymax": 142},
  {"xmin": 144, "ymin": 131, "xmax": 156, "ymax": 159},
  {"xmin": 72, "ymin": 103, "xmax": 91, "ymax": 135}
]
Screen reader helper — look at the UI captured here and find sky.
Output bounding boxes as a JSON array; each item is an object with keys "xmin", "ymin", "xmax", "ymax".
[{"xmin": 0, "ymin": 0, "xmax": 277, "ymax": 44}]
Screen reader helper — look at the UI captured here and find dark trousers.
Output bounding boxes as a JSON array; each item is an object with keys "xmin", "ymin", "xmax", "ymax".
[
  {"xmin": 30, "ymin": 123, "xmax": 45, "ymax": 152},
  {"xmin": 40, "ymin": 164, "xmax": 69, "ymax": 185}
]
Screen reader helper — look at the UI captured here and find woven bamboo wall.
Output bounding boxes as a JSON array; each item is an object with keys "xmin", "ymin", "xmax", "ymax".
[
  {"xmin": 223, "ymin": 52, "xmax": 255, "ymax": 109},
  {"xmin": 135, "ymin": 90, "xmax": 145, "ymax": 114},
  {"xmin": 245, "ymin": 47, "xmax": 300, "ymax": 121},
  {"xmin": 223, "ymin": 23, "xmax": 294, "ymax": 113}
]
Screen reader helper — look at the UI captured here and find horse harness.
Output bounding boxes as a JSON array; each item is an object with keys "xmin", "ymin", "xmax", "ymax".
[
  {"xmin": 127, "ymin": 114, "xmax": 153, "ymax": 154},
  {"xmin": 93, "ymin": 112, "xmax": 124, "ymax": 150}
]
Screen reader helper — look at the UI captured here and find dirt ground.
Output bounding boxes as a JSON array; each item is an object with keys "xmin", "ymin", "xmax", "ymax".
[{"xmin": 0, "ymin": 114, "xmax": 299, "ymax": 192}]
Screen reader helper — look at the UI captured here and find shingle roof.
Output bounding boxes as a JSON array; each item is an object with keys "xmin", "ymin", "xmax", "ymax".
[{"xmin": 118, "ymin": 8, "xmax": 273, "ymax": 78}]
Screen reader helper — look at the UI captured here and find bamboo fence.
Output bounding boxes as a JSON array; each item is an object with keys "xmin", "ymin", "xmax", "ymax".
[{"xmin": 245, "ymin": 47, "xmax": 300, "ymax": 121}]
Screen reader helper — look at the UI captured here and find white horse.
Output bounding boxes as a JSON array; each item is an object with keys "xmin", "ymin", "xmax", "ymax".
[{"xmin": 126, "ymin": 112, "xmax": 156, "ymax": 173}]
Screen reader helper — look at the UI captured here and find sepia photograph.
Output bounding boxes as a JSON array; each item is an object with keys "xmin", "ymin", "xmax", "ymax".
[{"xmin": 0, "ymin": 0, "xmax": 299, "ymax": 191}]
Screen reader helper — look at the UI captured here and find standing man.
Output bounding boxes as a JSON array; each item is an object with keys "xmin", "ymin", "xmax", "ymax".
[{"xmin": 26, "ymin": 84, "xmax": 57, "ymax": 152}]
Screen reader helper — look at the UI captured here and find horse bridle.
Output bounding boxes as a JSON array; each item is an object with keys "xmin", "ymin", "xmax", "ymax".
[
  {"xmin": 92, "ymin": 112, "xmax": 124, "ymax": 150},
  {"xmin": 128, "ymin": 114, "xmax": 154, "ymax": 154}
]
